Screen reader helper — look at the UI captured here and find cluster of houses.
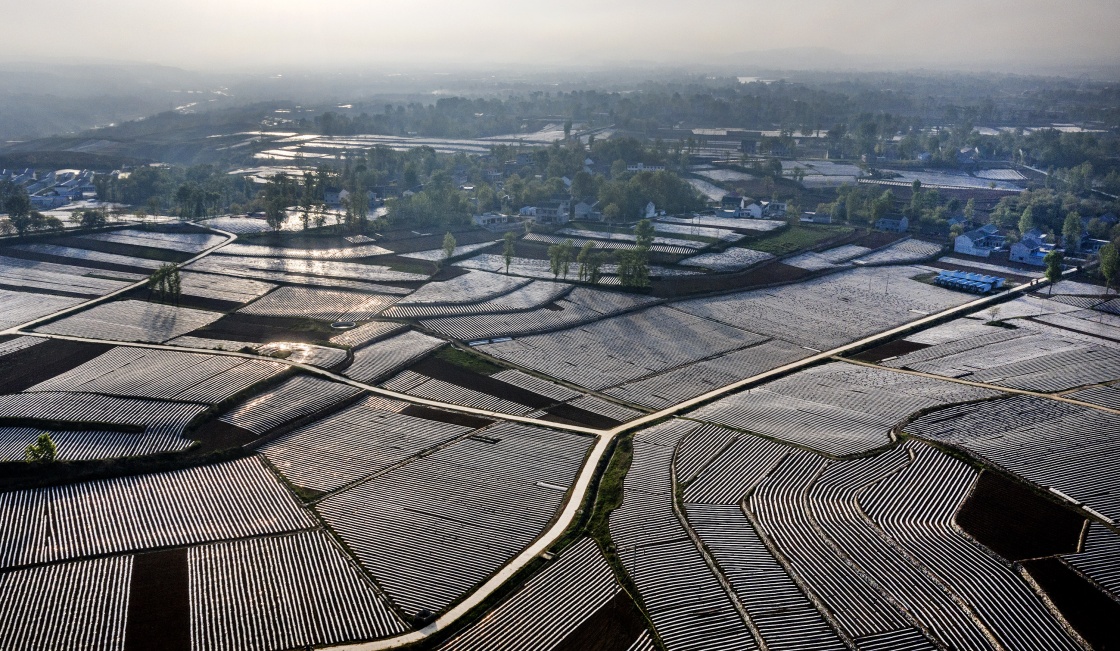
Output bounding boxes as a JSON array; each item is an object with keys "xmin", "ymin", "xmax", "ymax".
[
  {"xmin": 1, "ymin": 169, "xmax": 97, "ymax": 210},
  {"xmin": 953, "ymin": 216, "xmax": 1113, "ymax": 266}
]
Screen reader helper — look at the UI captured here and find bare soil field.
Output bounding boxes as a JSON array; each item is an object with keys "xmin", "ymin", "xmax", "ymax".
[
  {"xmin": 0, "ymin": 339, "xmax": 114, "ymax": 394},
  {"xmin": 125, "ymin": 547, "xmax": 190, "ymax": 651},
  {"xmin": 850, "ymin": 339, "xmax": 930, "ymax": 362},
  {"xmin": 955, "ymin": 470, "xmax": 1085, "ymax": 561},
  {"xmin": 551, "ymin": 592, "xmax": 648, "ymax": 651},
  {"xmin": 399, "ymin": 405, "xmax": 494, "ymax": 429},
  {"xmin": 652, "ymin": 261, "xmax": 812, "ymax": 297},
  {"xmin": 1021, "ymin": 557, "xmax": 1120, "ymax": 651}
]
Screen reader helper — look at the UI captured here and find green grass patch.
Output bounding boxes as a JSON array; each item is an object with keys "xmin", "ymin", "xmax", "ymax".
[
  {"xmin": 435, "ymin": 346, "xmax": 505, "ymax": 375},
  {"xmin": 588, "ymin": 433, "xmax": 634, "ymax": 545},
  {"xmin": 748, "ymin": 224, "xmax": 853, "ymax": 255}
]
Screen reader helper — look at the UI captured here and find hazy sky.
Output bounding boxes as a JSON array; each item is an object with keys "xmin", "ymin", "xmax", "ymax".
[{"xmin": 4, "ymin": 0, "xmax": 1118, "ymax": 73}]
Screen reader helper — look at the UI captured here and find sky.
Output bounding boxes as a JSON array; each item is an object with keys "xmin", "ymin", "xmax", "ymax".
[{"xmin": 3, "ymin": 0, "xmax": 1119, "ymax": 74}]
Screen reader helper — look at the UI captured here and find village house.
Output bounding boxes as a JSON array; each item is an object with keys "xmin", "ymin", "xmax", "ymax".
[
  {"xmin": 954, "ymin": 224, "xmax": 1006, "ymax": 257},
  {"xmin": 1010, "ymin": 228, "xmax": 1057, "ymax": 266}
]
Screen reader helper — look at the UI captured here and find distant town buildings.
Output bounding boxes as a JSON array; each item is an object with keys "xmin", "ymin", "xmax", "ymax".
[{"xmin": 2, "ymin": 168, "xmax": 97, "ymax": 210}]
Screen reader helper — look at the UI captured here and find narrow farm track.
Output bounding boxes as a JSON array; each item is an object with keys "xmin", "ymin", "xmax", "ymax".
[{"xmin": 2, "ymin": 229, "xmax": 1104, "ymax": 650}]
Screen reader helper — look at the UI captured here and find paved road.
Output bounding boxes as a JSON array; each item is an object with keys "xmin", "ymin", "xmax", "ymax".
[{"xmin": 3, "ymin": 230, "xmax": 1110, "ymax": 648}]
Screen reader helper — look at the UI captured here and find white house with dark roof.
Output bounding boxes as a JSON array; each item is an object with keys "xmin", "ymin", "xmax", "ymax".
[{"xmin": 954, "ymin": 223, "xmax": 1005, "ymax": 257}]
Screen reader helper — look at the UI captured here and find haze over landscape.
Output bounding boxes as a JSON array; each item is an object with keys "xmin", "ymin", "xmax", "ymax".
[
  {"xmin": 1, "ymin": 3, "xmax": 1119, "ymax": 651},
  {"xmin": 3, "ymin": 0, "xmax": 1120, "ymax": 73}
]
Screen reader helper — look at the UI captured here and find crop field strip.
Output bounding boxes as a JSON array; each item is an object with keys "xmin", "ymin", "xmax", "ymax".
[
  {"xmin": 852, "ymin": 239, "xmax": 943, "ymax": 266},
  {"xmin": 316, "ymin": 422, "xmax": 594, "ymax": 615},
  {"xmin": 0, "ymin": 289, "xmax": 87, "ymax": 331},
  {"xmin": 859, "ymin": 443, "xmax": 1081, "ymax": 649},
  {"xmin": 0, "ymin": 555, "xmax": 132, "ymax": 651},
  {"xmin": 27, "ymin": 346, "xmax": 285, "ymax": 403},
  {"xmin": 10, "ymin": 243, "xmax": 166, "ymax": 270},
  {"xmin": 609, "ymin": 420, "xmax": 759, "ymax": 651},
  {"xmin": 0, "ymin": 456, "xmax": 314, "ymax": 568},
  {"xmin": 344, "ymin": 330, "xmax": 447, "ymax": 383},
  {"xmin": 205, "ymin": 253, "xmax": 428, "ymax": 282},
  {"xmin": 166, "ymin": 335, "xmax": 257, "ymax": 351},
  {"xmin": 421, "ymin": 286, "xmax": 658, "ymax": 341},
  {"xmin": 490, "ymin": 369, "xmax": 582, "ymax": 402},
  {"xmin": 330, "ymin": 320, "xmax": 408, "ymax": 348},
  {"xmin": 807, "ymin": 449, "xmax": 996, "ymax": 649},
  {"xmin": 437, "ymin": 538, "xmax": 627, "ymax": 651},
  {"xmin": 604, "ymin": 338, "xmax": 811, "ymax": 409},
  {"xmin": 524, "ymin": 232, "xmax": 699, "ymax": 255},
  {"xmin": 685, "ymin": 503, "xmax": 847, "ymax": 651},
  {"xmin": 81, "ymin": 229, "xmax": 226, "ymax": 253},
  {"xmin": 188, "ymin": 530, "xmax": 405, "ymax": 651},
  {"xmin": 219, "ymin": 375, "xmax": 362, "ymax": 435},
  {"xmin": 676, "ymin": 266, "xmax": 971, "ymax": 351},
  {"xmin": 651, "ymin": 221, "xmax": 747, "ymax": 242},
  {"xmin": 689, "ymin": 362, "xmax": 1000, "ymax": 456},
  {"xmin": 382, "ymin": 280, "xmax": 572, "ymax": 319},
  {"xmin": 216, "ymin": 241, "xmax": 393, "ymax": 259},
  {"xmin": 0, "ymin": 425, "xmax": 192, "ymax": 461},
  {"xmin": 678, "ymin": 247, "xmax": 774, "ymax": 271},
  {"xmin": 393, "ymin": 270, "xmax": 531, "ymax": 307},
  {"xmin": 480, "ymin": 304, "xmax": 761, "ymax": 390},
  {"xmin": 881, "ymin": 322, "xmax": 1120, "ymax": 392},
  {"xmin": 183, "ymin": 259, "xmax": 413, "ymax": 293},
  {"xmin": 0, "ymin": 391, "xmax": 206, "ymax": 439},
  {"xmin": 744, "ymin": 450, "xmax": 972, "ymax": 647},
  {"xmin": 456, "ymin": 254, "xmax": 627, "ymax": 285},
  {"xmin": 657, "ymin": 214, "xmax": 784, "ymax": 232},
  {"xmin": 906, "ymin": 395, "xmax": 1120, "ymax": 522},
  {"xmin": 382, "ymin": 371, "xmax": 534, "ymax": 415},
  {"xmin": 784, "ymin": 244, "xmax": 873, "ymax": 271},
  {"xmin": 256, "ymin": 342, "xmax": 347, "ymax": 369},
  {"xmin": 0, "ymin": 256, "xmax": 141, "ymax": 296},
  {"xmin": 237, "ymin": 285, "xmax": 400, "ymax": 321},
  {"xmin": 177, "ymin": 272, "xmax": 276, "ymax": 304},
  {"xmin": 0, "ymin": 334, "xmax": 46, "ymax": 356},
  {"xmin": 400, "ymin": 240, "xmax": 501, "ymax": 261},
  {"xmin": 565, "ymin": 395, "xmax": 643, "ymax": 421},
  {"xmin": 1033, "ymin": 310, "xmax": 1120, "ymax": 342},
  {"xmin": 35, "ymin": 300, "xmax": 224, "ymax": 343},
  {"xmin": 1064, "ymin": 383, "xmax": 1120, "ymax": 409},
  {"xmin": 260, "ymin": 394, "xmax": 475, "ymax": 492},
  {"xmin": 557, "ymin": 227, "xmax": 708, "ymax": 249},
  {"xmin": 1062, "ymin": 524, "xmax": 1120, "ymax": 598}
]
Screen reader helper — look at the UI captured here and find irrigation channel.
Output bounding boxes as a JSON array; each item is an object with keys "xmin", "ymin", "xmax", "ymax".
[{"xmin": 3, "ymin": 225, "xmax": 1112, "ymax": 650}]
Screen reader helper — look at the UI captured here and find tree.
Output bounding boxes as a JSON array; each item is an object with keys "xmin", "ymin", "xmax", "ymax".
[
  {"xmin": 265, "ymin": 199, "xmax": 287, "ymax": 231},
  {"xmin": 1062, "ymin": 212, "xmax": 1082, "ymax": 253},
  {"xmin": 1043, "ymin": 249, "xmax": 1064, "ymax": 295},
  {"xmin": 74, "ymin": 209, "xmax": 107, "ymax": 230},
  {"xmin": 4, "ymin": 191, "xmax": 32, "ymax": 236},
  {"xmin": 441, "ymin": 232, "xmax": 457, "ymax": 268},
  {"xmin": 502, "ymin": 231, "xmax": 517, "ymax": 274},
  {"xmin": 147, "ymin": 264, "xmax": 181, "ymax": 304},
  {"xmin": 1018, "ymin": 206, "xmax": 1036, "ymax": 235},
  {"xmin": 964, "ymin": 198, "xmax": 976, "ymax": 221},
  {"xmin": 617, "ymin": 249, "xmax": 650, "ymax": 289},
  {"xmin": 1099, "ymin": 243, "xmax": 1118, "ymax": 295},
  {"xmin": 25, "ymin": 432, "xmax": 56, "ymax": 463},
  {"xmin": 634, "ymin": 219, "xmax": 655, "ymax": 249},
  {"xmin": 548, "ymin": 239, "xmax": 574, "ymax": 279},
  {"xmin": 577, "ymin": 241, "xmax": 596, "ymax": 281}
]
